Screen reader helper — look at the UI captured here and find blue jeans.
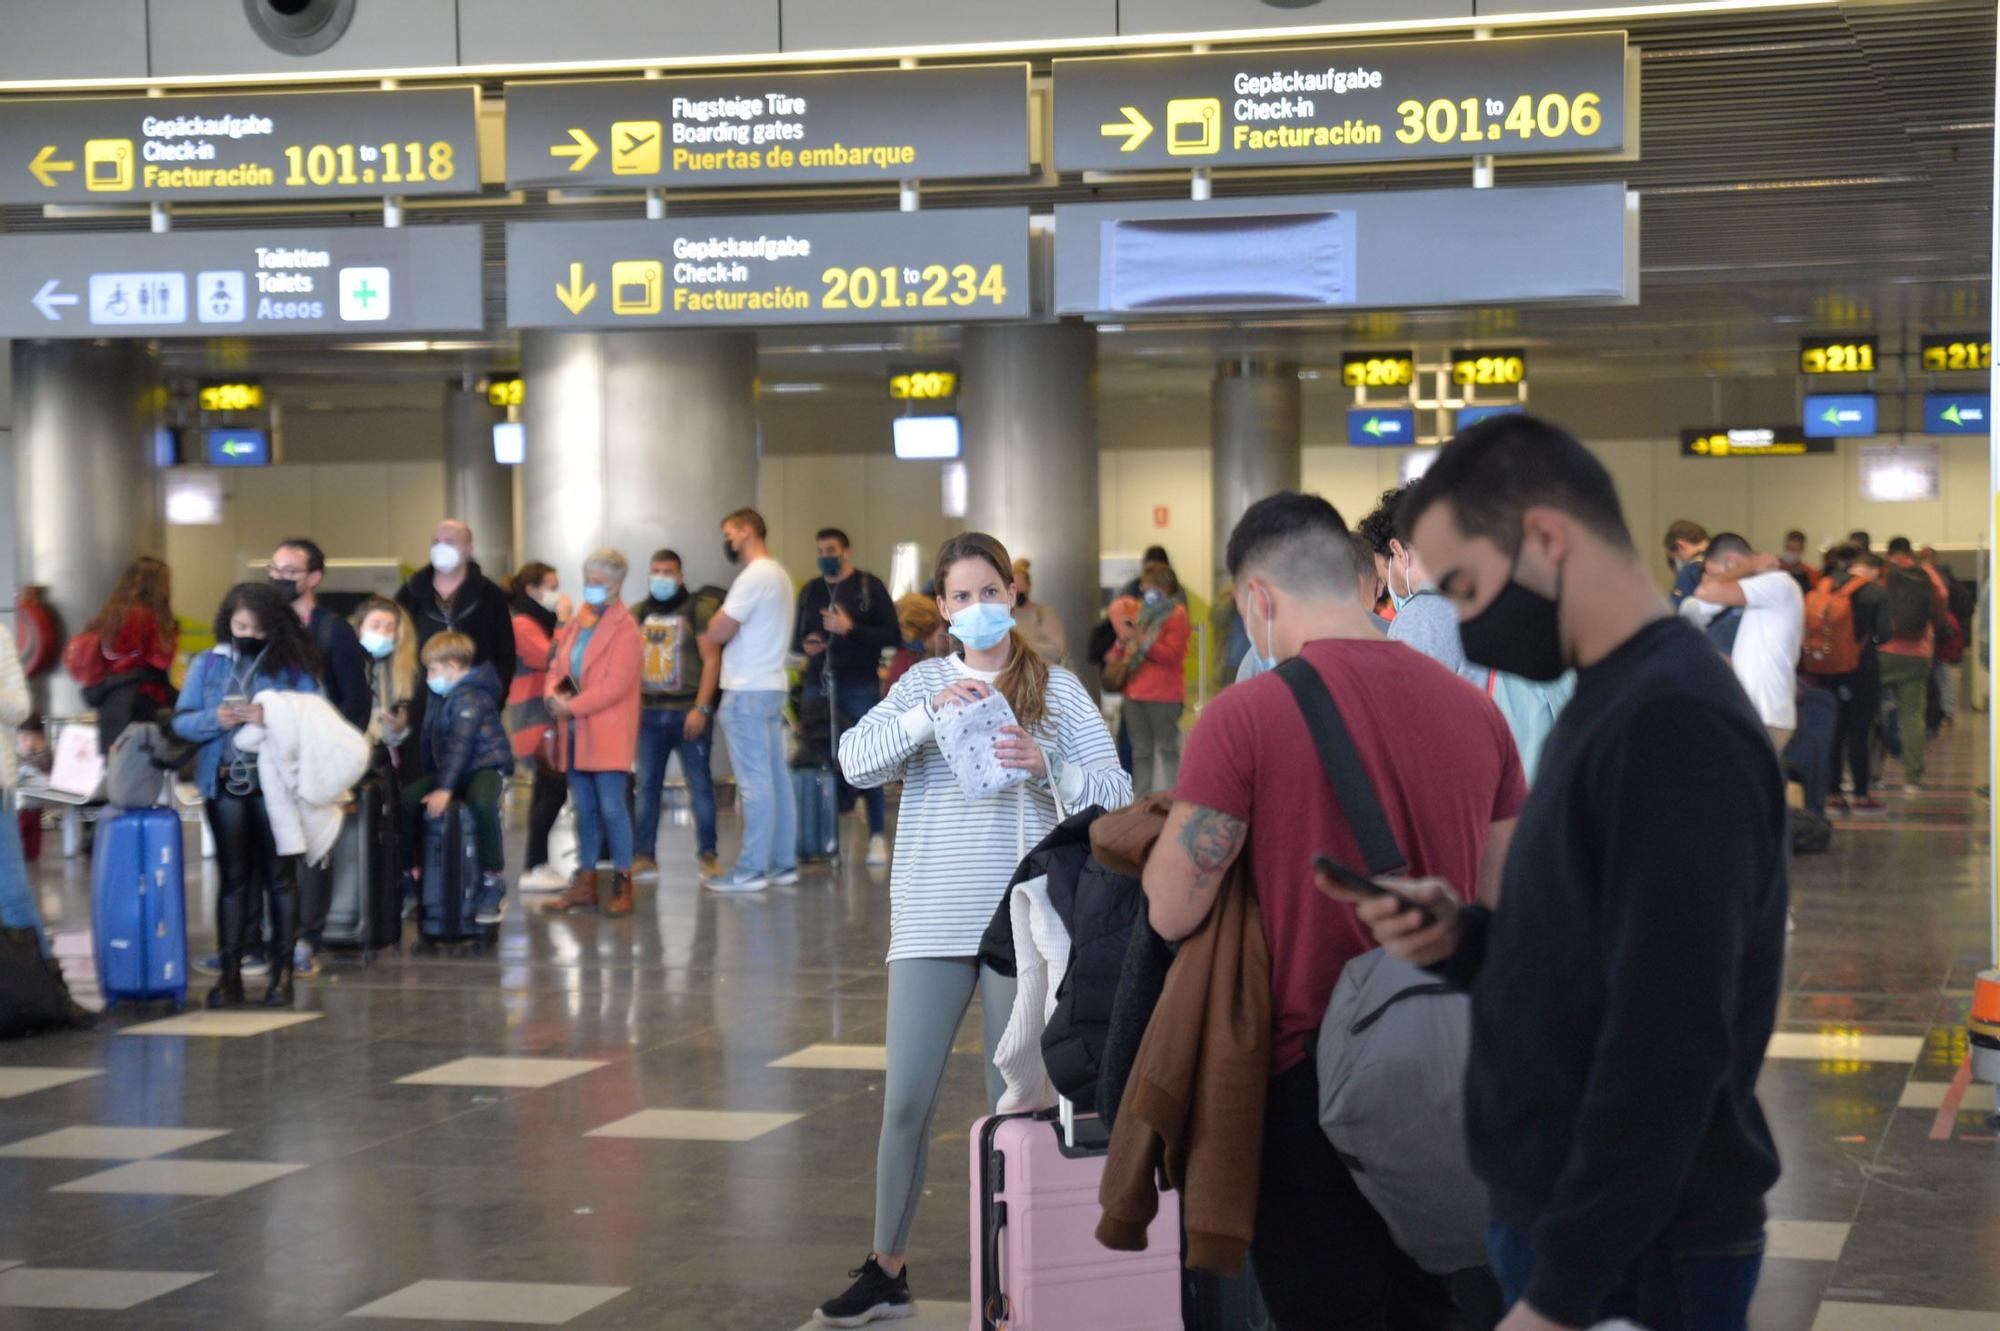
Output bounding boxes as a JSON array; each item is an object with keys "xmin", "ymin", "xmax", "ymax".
[
  {"xmin": 634, "ymin": 706, "xmax": 718, "ymax": 858},
  {"xmin": 719, "ymin": 689, "xmax": 796, "ymax": 878},
  {"xmin": 568, "ymin": 770, "xmax": 634, "ymax": 873},
  {"xmin": 804, "ymin": 679, "xmax": 886, "ymax": 835},
  {"xmin": 1489, "ymin": 1221, "xmax": 1764, "ymax": 1331},
  {"xmin": 0, "ymin": 794, "xmax": 48, "ymax": 956}
]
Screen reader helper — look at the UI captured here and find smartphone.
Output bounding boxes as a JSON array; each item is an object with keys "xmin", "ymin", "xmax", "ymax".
[{"xmin": 1312, "ymin": 853, "xmax": 1438, "ymax": 926}]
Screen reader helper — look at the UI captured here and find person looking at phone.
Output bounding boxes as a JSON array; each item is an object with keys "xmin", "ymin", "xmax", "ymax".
[
  {"xmin": 1142, "ymin": 492, "xmax": 1526, "ymax": 1331},
  {"xmin": 817, "ymin": 532, "xmax": 1129, "ymax": 1328},
  {"xmin": 1327, "ymin": 415, "xmax": 1786, "ymax": 1331},
  {"xmin": 171, "ymin": 584, "xmax": 322, "ymax": 1009}
]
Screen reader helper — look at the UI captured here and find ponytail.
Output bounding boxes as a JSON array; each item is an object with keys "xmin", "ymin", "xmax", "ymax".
[{"xmin": 995, "ymin": 627, "xmax": 1051, "ymax": 732}]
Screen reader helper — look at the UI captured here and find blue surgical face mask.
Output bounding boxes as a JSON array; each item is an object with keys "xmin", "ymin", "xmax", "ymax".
[
  {"xmin": 1245, "ymin": 587, "xmax": 1279, "ymax": 677},
  {"xmin": 581, "ymin": 584, "xmax": 610, "ymax": 608},
  {"xmin": 427, "ymin": 672, "xmax": 457, "ymax": 697},
  {"xmin": 1387, "ymin": 550, "xmax": 1418, "ymax": 612},
  {"xmin": 1143, "ymin": 588, "xmax": 1164, "ymax": 607},
  {"xmin": 359, "ymin": 631, "xmax": 394, "ymax": 660},
  {"xmin": 649, "ymin": 575, "xmax": 679, "ymax": 601},
  {"xmin": 948, "ymin": 601, "xmax": 1015, "ymax": 651},
  {"xmin": 817, "ymin": 554, "xmax": 843, "ymax": 579}
]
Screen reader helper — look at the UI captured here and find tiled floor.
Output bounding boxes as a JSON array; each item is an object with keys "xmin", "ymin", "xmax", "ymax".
[{"xmin": 1, "ymin": 733, "xmax": 1996, "ymax": 1329}]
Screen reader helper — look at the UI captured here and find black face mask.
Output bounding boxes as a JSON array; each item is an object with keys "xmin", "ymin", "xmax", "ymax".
[
  {"xmin": 722, "ymin": 538, "xmax": 741, "ymax": 566},
  {"xmin": 231, "ymin": 634, "xmax": 266, "ymax": 659},
  {"xmin": 269, "ymin": 576, "xmax": 302, "ymax": 602},
  {"xmin": 1457, "ymin": 555, "xmax": 1566, "ymax": 683}
]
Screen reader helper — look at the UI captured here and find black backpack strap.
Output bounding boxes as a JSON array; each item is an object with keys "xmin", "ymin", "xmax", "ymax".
[{"xmin": 1275, "ymin": 656, "xmax": 1407, "ymax": 877}]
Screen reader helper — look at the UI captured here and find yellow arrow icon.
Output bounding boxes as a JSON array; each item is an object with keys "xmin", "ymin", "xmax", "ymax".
[
  {"xmin": 1099, "ymin": 106, "xmax": 1154, "ymax": 152},
  {"xmin": 28, "ymin": 144, "xmax": 75, "ymax": 187},
  {"xmin": 555, "ymin": 262, "xmax": 597, "ymax": 315},
  {"xmin": 550, "ymin": 128, "xmax": 599, "ymax": 172}
]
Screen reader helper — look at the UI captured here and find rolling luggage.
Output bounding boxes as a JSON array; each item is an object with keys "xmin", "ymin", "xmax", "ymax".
[
  {"xmin": 970, "ymin": 1106, "xmax": 1182, "ymax": 1331},
  {"xmin": 794, "ymin": 767, "xmax": 839, "ymax": 861},
  {"xmin": 90, "ymin": 807, "xmax": 187, "ymax": 1009},
  {"xmin": 321, "ymin": 769, "xmax": 401, "ymax": 956},
  {"xmin": 417, "ymin": 804, "xmax": 495, "ymax": 954}
]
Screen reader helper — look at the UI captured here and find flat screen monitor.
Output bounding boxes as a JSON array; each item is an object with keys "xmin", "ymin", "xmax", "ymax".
[{"xmin": 893, "ymin": 415, "xmax": 961, "ymax": 460}]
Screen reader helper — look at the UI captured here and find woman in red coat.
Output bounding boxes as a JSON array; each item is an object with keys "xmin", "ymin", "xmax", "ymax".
[
  {"xmin": 540, "ymin": 549, "xmax": 642, "ymax": 918},
  {"xmin": 74, "ymin": 556, "xmax": 178, "ymax": 753}
]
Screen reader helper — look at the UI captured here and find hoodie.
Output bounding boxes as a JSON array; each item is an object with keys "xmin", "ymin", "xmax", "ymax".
[{"xmin": 421, "ymin": 662, "xmax": 515, "ymax": 791}]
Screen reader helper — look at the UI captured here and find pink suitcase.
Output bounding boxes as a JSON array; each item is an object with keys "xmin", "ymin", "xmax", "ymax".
[{"xmin": 970, "ymin": 1108, "xmax": 1183, "ymax": 1330}]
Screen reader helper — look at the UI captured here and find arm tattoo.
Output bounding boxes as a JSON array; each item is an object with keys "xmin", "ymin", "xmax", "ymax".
[{"xmin": 1177, "ymin": 805, "xmax": 1247, "ymax": 904}]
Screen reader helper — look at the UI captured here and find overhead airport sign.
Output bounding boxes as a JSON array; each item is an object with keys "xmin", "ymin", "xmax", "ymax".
[
  {"xmin": 0, "ymin": 225, "xmax": 484, "ymax": 338},
  {"xmin": 0, "ymin": 88, "xmax": 478, "ymax": 205},
  {"xmin": 1456, "ymin": 404, "xmax": 1525, "ymax": 429},
  {"xmin": 1925, "ymin": 393, "xmax": 1990, "ymax": 435},
  {"xmin": 1053, "ymin": 32, "xmax": 1626, "ymax": 173},
  {"xmin": 1348, "ymin": 407, "xmax": 1415, "ymax": 445},
  {"xmin": 1799, "ymin": 335, "xmax": 1877, "ymax": 375},
  {"xmin": 1803, "ymin": 393, "xmax": 1877, "ymax": 438},
  {"xmin": 1921, "ymin": 335, "xmax": 1991, "ymax": 373},
  {"xmin": 1681, "ymin": 426, "xmax": 1828, "ymax": 458},
  {"xmin": 1053, "ymin": 182, "xmax": 1633, "ymax": 319},
  {"xmin": 505, "ymin": 65, "xmax": 1030, "ymax": 191},
  {"xmin": 1342, "ymin": 351, "xmax": 1415, "ymax": 389},
  {"xmin": 505, "ymin": 208, "xmax": 1029, "ymax": 329}
]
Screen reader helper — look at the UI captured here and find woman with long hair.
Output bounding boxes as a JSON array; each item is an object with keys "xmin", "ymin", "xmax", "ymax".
[
  {"xmin": 817, "ymin": 533, "xmax": 1130, "ymax": 1327},
  {"xmin": 352, "ymin": 596, "xmax": 420, "ymax": 762},
  {"xmin": 171, "ymin": 583, "xmax": 321, "ymax": 1008},
  {"xmin": 507, "ymin": 562, "xmax": 573, "ymax": 890},
  {"xmin": 77, "ymin": 555, "xmax": 178, "ymax": 752}
]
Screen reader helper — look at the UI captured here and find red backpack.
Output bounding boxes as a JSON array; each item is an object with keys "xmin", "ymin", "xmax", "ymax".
[{"xmin": 1801, "ymin": 578, "xmax": 1864, "ymax": 676}]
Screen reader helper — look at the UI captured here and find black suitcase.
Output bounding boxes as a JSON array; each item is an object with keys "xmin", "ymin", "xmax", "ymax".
[
  {"xmin": 320, "ymin": 769, "xmax": 401, "ymax": 957},
  {"xmin": 417, "ymin": 803, "xmax": 496, "ymax": 954}
]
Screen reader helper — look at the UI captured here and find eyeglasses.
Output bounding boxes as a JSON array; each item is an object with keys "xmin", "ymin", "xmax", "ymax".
[{"xmin": 267, "ymin": 565, "xmax": 309, "ymax": 578}]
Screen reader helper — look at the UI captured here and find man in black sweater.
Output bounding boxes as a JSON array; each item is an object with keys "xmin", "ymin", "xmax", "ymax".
[
  {"xmin": 791, "ymin": 527, "xmax": 899, "ymax": 865},
  {"xmin": 1326, "ymin": 415, "xmax": 1786, "ymax": 1331},
  {"xmin": 395, "ymin": 520, "xmax": 517, "ymax": 690}
]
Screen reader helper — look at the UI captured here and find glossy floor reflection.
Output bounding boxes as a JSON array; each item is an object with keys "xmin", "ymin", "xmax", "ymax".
[{"xmin": 1, "ymin": 729, "xmax": 1996, "ymax": 1329}]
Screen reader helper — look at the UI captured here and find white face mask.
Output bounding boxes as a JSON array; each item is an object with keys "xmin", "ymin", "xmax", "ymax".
[
  {"xmin": 430, "ymin": 542, "xmax": 463, "ymax": 575},
  {"xmin": 533, "ymin": 587, "xmax": 560, "ymax": 612}
]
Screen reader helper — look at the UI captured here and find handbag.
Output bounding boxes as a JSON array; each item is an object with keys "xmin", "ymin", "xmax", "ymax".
[{"xmin": 1275, "ymin": 656, "xmax": 1490, "ymax": 1278}]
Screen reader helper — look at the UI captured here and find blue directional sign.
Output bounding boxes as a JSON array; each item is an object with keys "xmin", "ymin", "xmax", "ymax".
[
  {"xmin": 1804, "ymin": 393, "xmax": 1877, "ymax": 439},
  {"xmin": 1925, "ymin": 393, "xmax": 1990, "ymax": 435},
  {"xmin": 205, "ymin": 427, "xmax": 269, "ymax": 468},
  {"xmin": 1456, "ymin": 404, "xmax": 1524, "ymax": 430},
  {"xmin": 1348, "ymin": 407, "xmax": 1416, "ymax": 446}
]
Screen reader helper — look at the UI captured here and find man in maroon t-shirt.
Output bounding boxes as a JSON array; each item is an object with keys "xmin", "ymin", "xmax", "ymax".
[{"xmin": 1145, "ymin": 492, "xmax": 1526, "ymax": 1331}]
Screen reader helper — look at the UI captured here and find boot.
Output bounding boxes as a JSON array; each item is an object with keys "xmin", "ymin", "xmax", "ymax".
[
  {"xmin": 205, "ymin": 890, "xmax": 247, "ymax": 1009},
  {"xmin": 542, "ymin": 869, "xmax": 599, "ymax": 914},
  {"xmin": 261, "ymin": 857, "xmax": 299, "ymax": 1008},
  {"xmin": 603, "ymin": 872, "xmax": 635, "ymax": 918}
]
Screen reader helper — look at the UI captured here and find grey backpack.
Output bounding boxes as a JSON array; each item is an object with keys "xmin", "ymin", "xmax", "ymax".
[
  {"xmin": 1275, "ymin": 658, "xmax": 1489, "ymax": 1277},
  {"xmin": 103, "ymin": 722, "xmax": 192, "ymax": 810},
  {"xmin": 1317, "ymin": 952, "xmax": 1486, "ymax": 1275}
]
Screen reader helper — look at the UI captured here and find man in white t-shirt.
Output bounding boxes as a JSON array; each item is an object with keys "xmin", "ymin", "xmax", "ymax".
[
  {"xmin": 701, "ymin": 507, "xmax": 799, "ymax": 892},
  {"xmin": 1681, "ymin": 532, "xmax": 1805, "ymax": 751}
]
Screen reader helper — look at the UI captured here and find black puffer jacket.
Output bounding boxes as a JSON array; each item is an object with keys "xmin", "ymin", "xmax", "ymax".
[{"xmin": 978, "ymin": 805, "xmax": 1151, "ymax": 1116}]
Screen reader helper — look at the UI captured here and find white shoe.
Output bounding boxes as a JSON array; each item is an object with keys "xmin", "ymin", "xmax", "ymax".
[
  {"xmin": 866, "ymin": 835, "xmax": 889, "ymax": 867},
  {"xmin": 517, "ymin": 863, "xmax": 568, "ymax": 893},
  {"xmin": 703, "ymin": 870, "xmax": 769, "ymax": 893},
  {"xmin": 770, "ymin": 867, "xmax": 802, "ymax": 886}
]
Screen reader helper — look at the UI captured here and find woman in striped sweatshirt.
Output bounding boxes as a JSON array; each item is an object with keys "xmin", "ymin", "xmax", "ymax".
[{"xmin": 815, "ymin": 532, "xmax": 1131, "ymax": 1328}]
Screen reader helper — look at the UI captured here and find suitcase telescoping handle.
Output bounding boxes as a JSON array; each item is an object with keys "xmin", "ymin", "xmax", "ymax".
[{"xmin": 981, "ymin": 1098, "xmax": 1104, "ymax": 1329}]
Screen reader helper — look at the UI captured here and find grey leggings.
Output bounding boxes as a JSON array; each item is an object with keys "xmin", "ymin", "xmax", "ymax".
[{"xmin": 874, "ymin": 957, "xmax": 1018, "ymax": 1255}]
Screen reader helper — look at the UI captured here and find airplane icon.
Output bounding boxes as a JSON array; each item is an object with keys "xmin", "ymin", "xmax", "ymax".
[{"xmin": 611, "ymin": 120, "xmax": 662, "ymax": 175}]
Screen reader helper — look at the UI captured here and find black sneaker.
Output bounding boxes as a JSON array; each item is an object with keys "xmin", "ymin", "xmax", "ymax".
[{"xmin": 814, "ymin": 1258, "xmax": 915, "ymax": 1327}]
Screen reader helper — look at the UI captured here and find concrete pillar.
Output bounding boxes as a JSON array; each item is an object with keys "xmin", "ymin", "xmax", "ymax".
[
  {"xmin": 519, "ymin": 330, "xmax": 758, "ymax": 596},
  {"xmin": 444, "ymin": 385, "xmax": 516, "ymax": 573},
  {"xmin": 12, "ymin": 341, "xmax": 161, "ymax": 715},
  {"xmin": 960, "ymin": 322, "xmax": 1100, "ymax": 666},
  {"xmin": 0, "ymin": 341, "xmax": 15, "ymax": 604},
  {"xmin": 1211, "ymin": 359, "xmax": 1302, "ymax": 594}
]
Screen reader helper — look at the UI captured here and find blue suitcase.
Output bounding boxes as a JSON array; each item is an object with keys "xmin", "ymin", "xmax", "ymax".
[
  {"xmin": 91, "ymin": 808, "xmax": 188, "ymax": 1009},
  {"xmin": 794, "ymin": 767, "xmax": 839, "ymax": 861},
  {"xmin": 418, "ymin": 804, "xmax": 496, "ymax": 954}
]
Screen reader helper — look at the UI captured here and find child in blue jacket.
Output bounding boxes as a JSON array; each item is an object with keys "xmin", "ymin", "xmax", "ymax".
[{"xmin": 399, "ymin": 632, "xmax": 513, "ymax": 923}]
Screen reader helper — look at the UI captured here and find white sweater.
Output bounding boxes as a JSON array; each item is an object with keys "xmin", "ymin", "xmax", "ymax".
[{"xmin": 839, "ymin": 655, "xmax": 1131, "ymax": 962}]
